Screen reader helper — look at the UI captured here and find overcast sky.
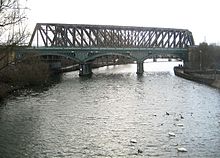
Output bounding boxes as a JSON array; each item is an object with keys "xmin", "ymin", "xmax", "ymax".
[{"xmin": 26, "ymin": 0, "xmax": 220, "ymax": 44}]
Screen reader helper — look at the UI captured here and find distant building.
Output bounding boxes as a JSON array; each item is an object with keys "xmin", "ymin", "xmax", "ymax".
[
  {"xmin": 209, "ymin": 42, "xmax": 220, "ymax": 46},
  {"xmin": 210, "ymin": 43, "xmax": 217, "ymax": 46}
]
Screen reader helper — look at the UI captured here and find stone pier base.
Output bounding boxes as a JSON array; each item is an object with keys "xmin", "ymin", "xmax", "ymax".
[
  {"xmin": 79, "ymin": 63, "xmax": 92, "ymax": 77},
  {"xmin": 136, "ymin": 62, "xmax": 144, "ymax": 75}
]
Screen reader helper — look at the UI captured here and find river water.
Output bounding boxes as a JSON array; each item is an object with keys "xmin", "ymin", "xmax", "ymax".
[{"xmin": 0, "ymin": 60, "xmax": 220, "ymax": 158}]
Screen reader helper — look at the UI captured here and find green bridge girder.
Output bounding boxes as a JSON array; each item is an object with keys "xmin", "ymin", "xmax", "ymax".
[
  {"xmin": 15, "ymin": 46, "xmax": 188, "ymax": 76},
  {"xmin": 16, "ymin": 47, "xmax": 188, "ymax": 63}
]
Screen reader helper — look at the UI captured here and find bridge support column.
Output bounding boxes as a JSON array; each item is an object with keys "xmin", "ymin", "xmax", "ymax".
[
  {"xmin": 136, "ymin": 62, "xmax": 144, "ymax": 75},
  {"xmin": 79, "ymin": 63, "xmax": 92, "ymax": 77}
]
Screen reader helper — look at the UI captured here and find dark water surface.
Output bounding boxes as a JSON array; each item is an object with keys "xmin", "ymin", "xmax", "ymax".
[{"xmin": 0, "ymin": 61, "xmax": 220, "ymax": 158}]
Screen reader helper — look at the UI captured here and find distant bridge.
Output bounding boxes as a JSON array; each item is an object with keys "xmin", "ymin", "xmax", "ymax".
[{"xmin": 17, "ymin": 23, "xmax": 195, "ymax": 76}]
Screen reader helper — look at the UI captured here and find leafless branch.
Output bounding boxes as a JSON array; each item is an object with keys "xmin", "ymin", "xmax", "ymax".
[{"xmin": 0, "ymin": 0, "xmax": 28, "ymax": 45}]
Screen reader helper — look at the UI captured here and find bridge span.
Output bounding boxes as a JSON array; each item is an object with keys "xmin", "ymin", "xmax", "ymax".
[{"xmin": 17, "ymin": 23, "xmax": 195, "ymax": 76}]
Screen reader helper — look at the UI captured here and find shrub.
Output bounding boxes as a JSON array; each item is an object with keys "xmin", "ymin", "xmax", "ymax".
[{"xmin": 0, "ymin": 54, "xmax": 50, "ymax": 87}]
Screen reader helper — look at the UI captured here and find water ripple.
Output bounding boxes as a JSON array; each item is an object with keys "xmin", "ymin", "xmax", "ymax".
[{"xmin": 1, "ymin": 63, "xmax": 220, "ymax": 157}]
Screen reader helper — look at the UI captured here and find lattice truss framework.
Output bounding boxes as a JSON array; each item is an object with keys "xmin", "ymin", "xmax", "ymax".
[{"xmin": 29, "ymin": 23, "xmax": 195, "ymax": 48}]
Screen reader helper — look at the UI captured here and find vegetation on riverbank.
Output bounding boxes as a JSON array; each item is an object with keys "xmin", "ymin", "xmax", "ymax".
[
  {"xmin": 189, "ymin": 42, "xmax": 220, "ymax": 70},
  {"xmin": 0, "ymin": 53, "xmax": 50, "ymax": 100},
  {"xmin": 0, "ymin": 0, "xmax": 36, "ymax": 100},
  {"xmin": 175, "ymin": 43, "xmax": 220, "ymax": 89}
]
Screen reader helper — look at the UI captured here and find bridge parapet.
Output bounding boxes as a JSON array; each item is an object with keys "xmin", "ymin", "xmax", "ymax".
[{"xmin": 29, "ymin": 23, "xmax": 195, "ymax": 49}]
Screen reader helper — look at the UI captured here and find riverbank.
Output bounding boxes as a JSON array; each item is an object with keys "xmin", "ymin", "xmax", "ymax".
[
  {"xmin": 174, "ymin": 67, "xmax": 220, "ymax": 89},
  {"xmin": 0, "ymin": 59, "xmax": 133, "ymax": 100},
  {"xmin": 0, "ymin": 58, "xmax": 51, "ymax": 100},
  {"xmin": 0, "ymin": 83, "xmax": 13, "ymax": 99}
]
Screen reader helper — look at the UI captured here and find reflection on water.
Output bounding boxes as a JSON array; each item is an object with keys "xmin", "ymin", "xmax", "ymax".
[{"xmin": 0, "ymin": 61, "xmax": 220, "ymax": 157}]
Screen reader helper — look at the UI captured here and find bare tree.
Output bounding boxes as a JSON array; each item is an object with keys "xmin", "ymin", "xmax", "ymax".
[
  {"xmin": 0, "ymin": 0, "xmax": 28, "ymax": 45},
  {"xmin": 0, "ymin": 0, "xmax": 28, "ymax": 71}
]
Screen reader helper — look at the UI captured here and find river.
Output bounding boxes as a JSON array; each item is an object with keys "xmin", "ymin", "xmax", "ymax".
[{"xmin": 0, "ymin": 60, "xmax": 220, "ymax": 158}]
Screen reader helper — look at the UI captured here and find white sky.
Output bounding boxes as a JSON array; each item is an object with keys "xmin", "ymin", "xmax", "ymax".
[{"xmin": 26, "ymin": 0, "xmax": 220, "ymax": 44}]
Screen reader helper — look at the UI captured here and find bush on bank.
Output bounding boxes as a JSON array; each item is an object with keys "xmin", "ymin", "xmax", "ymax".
[{"xmin": 0, "ymin": 54, "xmax": 50, "ymax": 99}]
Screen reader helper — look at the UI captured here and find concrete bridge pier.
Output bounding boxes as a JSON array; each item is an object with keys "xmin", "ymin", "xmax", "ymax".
[
  {"xmin": 79, "ymin": 63, "xmax": 92, "ymax": 77},
  {"xmin": 136, "ymin": 61, "xmax": 144, "ymax": 75}
]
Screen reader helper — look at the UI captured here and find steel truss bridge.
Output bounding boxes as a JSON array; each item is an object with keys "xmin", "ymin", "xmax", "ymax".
[{"xmin": 17, "ymin": 23, "xmax": 195, "ymax": 76}]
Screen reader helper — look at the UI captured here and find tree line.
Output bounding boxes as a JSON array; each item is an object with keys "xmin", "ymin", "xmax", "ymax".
[{"xmin": 189, "ymin": 42, "xmax": 220, "ymax": 70}]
